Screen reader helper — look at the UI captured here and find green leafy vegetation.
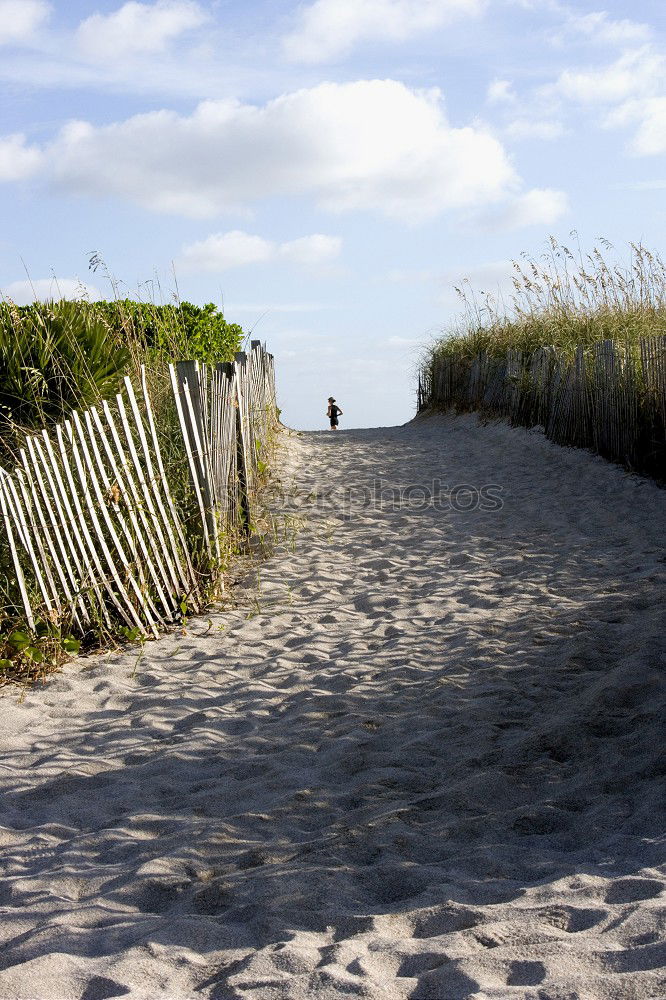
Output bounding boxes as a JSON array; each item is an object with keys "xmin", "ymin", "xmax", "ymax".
[
  {"xmin": 0, "ymin": 291, "xmax": 247, "ymax": 685},
  {"xmin": 0, "ymin": 298, "xmax": 243, "ymax": 446},
  {"xmin": 92, "ymin": 299, "xmax": 244, "ymax": 367},
  {"xmin": 0, "ymin": 617, "xmax": 83, "ymax": 687},
  {"xmin": 0, "ymin": 300, "xmax": 130, "ymax": 431}
]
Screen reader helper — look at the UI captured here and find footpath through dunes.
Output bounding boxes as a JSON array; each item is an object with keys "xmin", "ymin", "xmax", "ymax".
[{"xmin": 0, "ymin": 414, "xmax": 665, "ymax": 1000}]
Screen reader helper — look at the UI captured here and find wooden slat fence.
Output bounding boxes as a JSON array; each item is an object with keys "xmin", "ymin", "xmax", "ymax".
[
  {"xmin": 169, "ymin": 341, "xmax": 277, "ymax": 556},
  {"xmin": 419, "ymin": 337, "xmax": 666, "ymax": 480},
  {"xmin": 0, "ymin": 342, "xmax": 278, "ymax": 636}
]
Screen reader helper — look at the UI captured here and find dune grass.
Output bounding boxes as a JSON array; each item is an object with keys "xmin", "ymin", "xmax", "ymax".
[{"xmin": 429, "ymin": 236, "xmax": 666, "ymax": 364}]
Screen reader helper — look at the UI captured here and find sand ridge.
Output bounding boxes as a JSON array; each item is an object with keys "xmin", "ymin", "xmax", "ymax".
[{"xmin": 0, "ymin": 413, "xmax": 664, "ymax": 999}]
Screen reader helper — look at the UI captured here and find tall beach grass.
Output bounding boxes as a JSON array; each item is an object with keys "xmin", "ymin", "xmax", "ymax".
[
  {"xmin": 430, "ymin": 236, "xmax": 666, "ymax": 364},
  {"xmin": 420, "ymin": 236, "xmax": 666, "ymax": 485}
]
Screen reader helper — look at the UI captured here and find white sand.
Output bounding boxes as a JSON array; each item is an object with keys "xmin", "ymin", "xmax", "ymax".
[{"xmin": 0, "ymin": 413, "xmax": 665, "ymax": 1000}]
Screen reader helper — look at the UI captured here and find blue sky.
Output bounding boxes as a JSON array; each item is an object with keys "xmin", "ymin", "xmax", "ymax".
[{"xmin": 0, "ymin": 0, "xmax": 664, "ymax": 429}]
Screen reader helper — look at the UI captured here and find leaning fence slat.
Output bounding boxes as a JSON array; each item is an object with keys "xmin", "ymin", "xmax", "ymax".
[
  {"xmin": 180, "ymin": 369, "xmax": 220, "ymax": 560},
  {"xmin": 124, "ymin": 376, "xmax": 191, "ymax": 593},
  {"xmin": 101, "ymin": 399, "xmax": 179, "ymax": 616},
  {"xmin": 24, "ymin": 437, "xmax": 87, "ymax": 621},
  {"xmin": 174, "ymin": 361, "xmax": 221, "ymax": 555},
  {"xmin": 234, "ymin": 364, "xmax": 252, "ymax": 533},
  {"xmin": 2, "ymin": 470, "xmax": 55, "ymax": 615},
  {"xmin": 36, "ymin": 432, "xmax": 109, "ymax": 625},
  {"xmin": 15, "ymin": 463, "xmax": 66, "ymax": 618},
  {"xmin": 83, "ymin": 408, "xmax": 162, "ymax": 628},
  {"xmin": 139, "ymin": 367, "xmax": 198, "ymax": 602},
  {"xmin": 56, "ymin": 422, "xmax": 126, "ymax": 629},
  {"xmin": 123, "ymin": 376, "xmax": 195, "ymax": 595},
  {"xmin": 115, "ymin": 392, "xmax": 183, "ymax": 602},
  {"xmin": 215, "ymin": 363, "xmax": 237, "ymax": 523},
  {"xmin": 89, "ymin": 407, "xmax": 168, "ymax": 622},
  {"xmin": 68, "ymin": 412, "xmax": 155, "ymax": 636},
  {"xmin": 0, "ymin": 474, "xmax": 34, "ymax": 629}
]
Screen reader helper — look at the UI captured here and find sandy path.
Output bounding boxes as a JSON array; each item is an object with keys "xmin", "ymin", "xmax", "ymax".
[{"xmin": 0, "ymin": 414, "xmax": 664, "ymax": 1000}]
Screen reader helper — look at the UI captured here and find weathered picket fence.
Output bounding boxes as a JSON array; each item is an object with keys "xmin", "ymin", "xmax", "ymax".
[
  {"xmin": 0, "ymin": 341, "xmax": 277, "ymax": 636},
  {"xmin": 170, "ymin": 344, "xmax": 276, "ymax": 560},
  {"xmin": 418, "ymin": 337, "xmax": 666, "ymax": 479}
]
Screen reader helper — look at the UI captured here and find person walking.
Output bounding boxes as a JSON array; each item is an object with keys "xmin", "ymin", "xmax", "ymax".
[{"xmin": 327, "ymin": 397, "xmax": 343, "ymax": 430}]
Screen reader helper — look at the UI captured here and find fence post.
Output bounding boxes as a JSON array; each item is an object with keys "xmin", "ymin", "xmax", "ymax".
[
  {"xmin": 172, "ymin": 361, "xmax": 220, "ymax": 561},
  {"xmin": 234, "ymin": 353, "xmax": 251, "ymax": 535}
]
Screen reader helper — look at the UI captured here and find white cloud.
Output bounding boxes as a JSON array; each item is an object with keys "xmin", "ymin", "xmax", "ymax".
[
  {"xmin": 181, "ymin": 230, "xmax": 343, "ymax": 270},
  {"xmin": 505, "ymin": 118, "xmax": 565, "ymax": 140},
  {"xmin": 487, "ymin": 79, "xmax": 516, "ymax": 104},
  {"xmin": 551, "ymin": 44, "xmax": 666, "ymax": 155},
  {"xmin": 0, "ymin": 133, "xmax": 43, "ymax": 181},
  {"xmin": 567, "ymin": 11, "xmax": 651, "ymax": 47},
  {"xmin": 278, "ymin": 234, "xmax": 342, "ymax": 265},
  {"xmin": 283, "ymin": 0, "xmax": 485, "ymax": 64},
  {"xmin": 606, "ymin": 96, "xmax": 666, "ymax": 156},
  {"xmin": 76, "ymin": 0, "xmax": 207, "ymax": 60},
  {"xmin": 506, "ymin": 187, "xmax": 568, "ymax": 227},
  {"xmin": 477, "ymin": 187, "xmax": 569, "ymax": 230},
  {"xmin": 0, "ymin": 0, "xmax": 50, "ymax": 45},
  {"xmin": 1, "ymin": 278, "xmax": 101, "ymax": 304},
  {"xmin": 554, "ymin": 46, "xmax": 664, "ymax": 105},
  {"xmin": 631, "ymin": 99, "xmax": 666, "ymax": 154},
  {"xmin": 46, "ymin": 81, "xmax": 531, "ymax": 224},
  {"xmin": 183, "ymin": 231, "xmax": 273, "ymax": 269}
]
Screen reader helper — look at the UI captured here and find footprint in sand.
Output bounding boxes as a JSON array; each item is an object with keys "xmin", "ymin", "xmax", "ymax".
[
  {"xmin": 410, "ymin": 962, "xmax": 480, "ymax": 999},
  {"xmin": 506, "ymin": 959, "xmax": 546, "ymax": 985},
  {"xmin": 80, "ymin": 977, "xmax": 130, "ymax": 1000},
  {"xmin": 396, "ymin": 952, "xmax": 450, "ymax": 977},
  {"xmin": 361, "ymin": 863, "xmax": 429, "ymax": 904},
  {"xmin": 412, "ymin": 905, "xmax": 482, "ymax": 938},
  {"xmin": 541, "ymin": 906, "xmax": 608, "ymax": 933},
  {"xmin": 113, "ymin": 876, "xmax": 190, "ymax": 914},
  {"xmin": 191, "ymin": 878, "xmax": 234, "ymax": 915},
  {"xmin": 604, "ymin": 878, "xmax": 664, "ymax": 904}
]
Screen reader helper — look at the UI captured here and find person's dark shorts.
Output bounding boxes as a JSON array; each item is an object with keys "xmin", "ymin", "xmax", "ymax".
[{"xmin": 330, "ymin": 418, "xmax": 338, "ymax": 427}]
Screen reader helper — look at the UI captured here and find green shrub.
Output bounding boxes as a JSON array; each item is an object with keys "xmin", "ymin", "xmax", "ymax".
[
  {"xmin": 0, "ymin": 292, "xmax": 249, "ymax": 681},
  {"xmin": 0, "ymin": 298, "xmax": 244, "ymax": 441},
  {"xmin": 0, "ymin": 299, "xmax": 130, "ymax": 429},
  {"xmin": 92, "ymin": 299, "xmax": 244, "ymax": 365}
]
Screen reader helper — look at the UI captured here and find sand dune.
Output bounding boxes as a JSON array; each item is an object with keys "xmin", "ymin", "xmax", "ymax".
[{"xmin": 0, "ymin": 413, "xmax": 664, "ymax": 999}]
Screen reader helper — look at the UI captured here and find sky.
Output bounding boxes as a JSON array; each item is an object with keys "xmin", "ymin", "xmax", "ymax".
[{"xmin": 0, "ymin": 0, "xmax": 664, "ymax": 430}]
